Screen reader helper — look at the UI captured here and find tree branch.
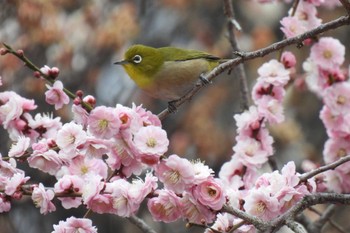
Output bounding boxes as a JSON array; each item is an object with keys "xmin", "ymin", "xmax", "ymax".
[
  {"xmin": 299, "ymin": 155, "xmax": 350, "ymax": 182},
  {"xmin": 157, "ymin": 15, "xmax": 350, "ymax": 120},
  {"xmin": 127, "ymin": 215, "xmax": 158, "ymax": 233},
  {"xmin": 268, "ymin": 193, "xmax": 350, "ymax": 232},
  {"xmin": 339, "ymin": 0, "xmax": 350, "ymax": 14},
  {"xmin": 223, "ymin": 0, "xmax": 250, "ymax": 111}
]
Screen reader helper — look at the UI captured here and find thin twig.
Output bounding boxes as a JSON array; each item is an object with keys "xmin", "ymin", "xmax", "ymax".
[
  {"xmin": 157, "ymin": 15, "xmax": 350, "ymax": 120},
  {"xmin": 127, "ymin": 215, "xmax": 158, "ymax": 233},
  {"xmin": 2, "ymin": 43, "xmax": 93, "ymax": 112},
  {"xmin": 308, "ymin": 205, "xmax": 348, "ymax": 233},
  {"xmin": 339, "ymin": 0, "xmax": 350, "ymax": 15},
  {"xmin": 299, "ymin": 155, "xmax": 350, "ymax": 182},
  {"xmin": 223, "ymin": 0, "xmax": 250, "ymax": 111},
  {"xmin": 267, "ymin": 193, "xmax": 350, "ymax": 232}
]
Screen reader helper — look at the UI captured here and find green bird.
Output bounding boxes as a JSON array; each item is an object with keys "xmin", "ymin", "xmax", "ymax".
[{"xmin": 114, "ymin": 44, "xmax": 222, "ymax": 101}]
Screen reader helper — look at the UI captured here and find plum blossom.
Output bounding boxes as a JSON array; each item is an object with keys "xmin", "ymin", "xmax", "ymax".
[
  {"xmin": 8, "ymin": 136, "xmax": 30, "ymax": 158},
  {"xmin": 148, "ymin": 189, "xmax": 182, "ymax": 222},
  {"xmin": 0, "ymin": 193, "xmax": 11, "ymax": 213},
  {"xmin": 180, "ymin": 192, "xmax": 215, "ymax": 224},
  {"xmin": 32, "ymin": 183, "xmax": 56, "ymax": 214},
  {"xmin": 243, "ymin": 189, "xmax": 280, "ymax": 221},
  {"xmin": 323, "ymin": 82, "xmax": 350, "ymax": 115},
  {"xmin": 28, "ymin": 148, "xmax": 63, "ymax": 175},
  {"xmin": 54, "ymin": 175, "xmax": 84, "ymax": 209},
  {"xmin": 45, "ymin": 81, "xmax": 69, "ymax": 110},
  {"xmin": 310, "ymin": 37, "xmax": 345, "ymax": 70},
  {"xmin": 257, "ymin": 60, "xmax": 290, "ymax": 86},
  {"xmin": 56, "ymin": 122, "xmax": 87, "ymax": 154},
  {"xmin": 52, "ymin": 216, "xmax": 97, "ymax": 233},
  {"xmin": 133, "ymin": 125, "xmax": 169, "ymax": 165},
  {"xmin": 5, "ymin": 173, "xmax": 30, "ymax": 196},
  {"xmin": 192, "ymin": 178, "xmax": 226, "ymax": 210},
  {"xmin": 88, "ymin": 106, "xmax": 121, "ymax": 139},
  {"xmin": 155, "ymin": 154, "xmax": 195, "ymax": 194}
]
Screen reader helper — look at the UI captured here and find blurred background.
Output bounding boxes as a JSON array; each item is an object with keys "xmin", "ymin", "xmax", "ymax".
[{"xmin": 0, "ymin": 0, "xmax": 349, "ymax": 232}]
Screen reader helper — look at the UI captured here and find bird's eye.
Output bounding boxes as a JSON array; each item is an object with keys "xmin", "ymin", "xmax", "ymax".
[{"xmin": 132, "ymin": 55, "xmax": 142, "ymax": 64}]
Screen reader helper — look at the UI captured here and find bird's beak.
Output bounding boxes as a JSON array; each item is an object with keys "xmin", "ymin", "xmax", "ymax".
[{"xmin": 114, "ymin": 60, "xmax": 129, "ymax": 65}]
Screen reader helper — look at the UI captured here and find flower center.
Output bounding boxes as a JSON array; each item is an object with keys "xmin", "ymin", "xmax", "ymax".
[
  {"xmin": 323, "ymin": 50, "xmax": 333, "ymax": 59},
  {"xmin": 337, "ymin": 148, "xmax": 347, "ymax": 157},
  {"xmin": 337, "ymin": 95, "xmax": 346, "ymax": 105},
  {"xmin": 146, "ymin": 137, "xmax": 157, "ymax": 148},
  {"xmin": 256, "ymin": 201, "xmax": 267, "ymax": 214},
  {"xmin": 98, "ymin": 119, "xmax": 109, "ymax": 130}
]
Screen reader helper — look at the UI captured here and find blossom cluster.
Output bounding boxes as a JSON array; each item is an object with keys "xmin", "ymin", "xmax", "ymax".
[
  {"xmin": 303, "ymin": 37, "xmax": 350, "ymax": 193},
  {"xmin": 0, "ymin": 73, "xmax": 228, "ymax": 230}
]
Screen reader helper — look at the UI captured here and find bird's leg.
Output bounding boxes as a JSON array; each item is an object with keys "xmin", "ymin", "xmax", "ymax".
[
  {"xmin": 199, "ymin": 73, "xmax": 211, "ymax": 86},
  {"xmin": 167, "ymin": 100, "xmax": 178, "ymax": 113}
]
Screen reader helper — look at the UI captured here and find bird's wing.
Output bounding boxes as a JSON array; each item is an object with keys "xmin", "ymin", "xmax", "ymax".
[{"xmin": 159, "ymin": 47, "xmax": 221, "ymax": 62}]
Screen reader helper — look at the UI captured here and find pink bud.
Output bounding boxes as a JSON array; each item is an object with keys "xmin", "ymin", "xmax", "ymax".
[
  {"xmin": 76, "ymin": 90, "xmax": 84, "ymax": 98},
  {"xmin": 49, "ymin": 67, "xmax": 60, "ymax": 79},
  {"xmin": 281, "ymin": 51, "xmax": 296, "ymax": 69},
  {"xmin": 34, "ymin": 71, "xmax": 41, "ymax": 79},
  {"xmin": 73, "ymin": 97, "xmax": 81, "ymax": 105},
  {"xmin": 16, "ymin": 49, "xmax": 24, "ymax": 57},
  {"xmin": 0, "ymin": 48, "xmax": 8, "ymax": 55}
]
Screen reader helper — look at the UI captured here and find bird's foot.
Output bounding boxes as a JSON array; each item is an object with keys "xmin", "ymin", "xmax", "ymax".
[
  {"xmin": 199, "ymin": 73, "xmax": 211, "ymax": 86},
  {"xmin": 167, "ymin": 100, "xmax": 178, "ymax": 113}
]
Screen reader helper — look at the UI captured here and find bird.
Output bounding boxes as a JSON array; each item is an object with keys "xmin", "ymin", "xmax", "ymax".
[{"xmin": 114, "ymin": 44, "xmax": 222, "ymax": 102}]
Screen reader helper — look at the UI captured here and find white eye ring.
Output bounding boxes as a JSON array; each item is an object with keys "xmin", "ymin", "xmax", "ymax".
[{"xmin": 132, "ymin": 55, "xmax": 142, "ymax": 64}]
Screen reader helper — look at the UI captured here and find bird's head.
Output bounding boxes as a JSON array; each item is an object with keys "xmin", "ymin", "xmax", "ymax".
[{"xmin": 114, "ymin": 45, "xmax": 164, "ymax": 85}]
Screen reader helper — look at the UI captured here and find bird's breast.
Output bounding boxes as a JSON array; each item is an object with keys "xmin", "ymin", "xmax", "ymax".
[{"xmin": 142, "ymin": 59, "xmax": 217, "ymax": 100}]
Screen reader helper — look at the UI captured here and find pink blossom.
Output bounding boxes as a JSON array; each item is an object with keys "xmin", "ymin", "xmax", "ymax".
[
  {"xmin": 79, "ymin": 137, "xmax": 110, "ymax": 158},
  {"xmin": 148, "ymin": 189, "xmax": 182, "ymax": 222},
  {"xmin": 256, "ymin": 96, "xmax": 285, "ymax": 124},
  {"xmin": 128, "ymin": 172, "xmax": 158, "ymax": 204},
  {"xmin": 0, "ymin": 157, "xmax": 20, "ymax": 190},
  {"xmin": 8, "ymin": 136, "xmax": 30, "ymax": 158},
  {"xmin": 257, "ymin": 59, "xmax": 290, "ymax": 86},
  {"xmin": 27, "ymin": 149, "xmax": 63, "ymax": 175},
  {"xmin": 243, "ymin": 189, "xmax": 280, "ymax": 220},
  {"xmin": 132, "ymin": 103, "xmax": 161, "ymax": 127},
  {"xmin": 192, "ymin": 160, "xmax": 214, "ymax": 185},
  {"xmin": 323, "ymin": 82, "xmax": 350, "ymax": 115},
  {"xmin": 54, "ymin": 175, "xmax": 84, "ymax": 209},
  {"xmin": 82, "ymin": 174, "xmax": 113, "ymax": 214},
  {"xmin": 0, "ymin": 91, "xmax": 36, "ymax": 129},
  {"xmin": 32, "ymin": 183, "xmax": 56, "ymax": 214},
  {"xmin": 52, "ymin": 216, "xmax": 97, "ymax": 233},
  {"xmin": 27, "ymin": 113, "xmax": 62, "ymax": 139},
  {"xmin": 294, "ymin": 1, "xmax": 322, "ymax": 29},
  {"xmin": 281, "ymin": 51, "xmax": 296, "ymax": 69},
  {"xmin": 72, "ymin": 104, "xmax": 89, "ymax": 126},
  {"xmin": 320, "ymin": 105, "xmax": 350, "ymax": 137},
  {"xmin": 5, "ymin": 173, "xmax": 30, "ymax": 196},
  {"xmin": 281, "ymin": 161, "xmax": 300, "ymax": 187},
  {"xmin": 155, "ymin": 154, "xmax": 195, "ymax": 194},
  {"xmin": 45, "ymin": 81, "xmax": 70, "ymax": 110},
  {"xmin": 280, "ymin": 16, "xmax": 306, "ymax": 38},
  {"xmin": 234, "ymin": 106, "xmax": 263, "ymax": 136},
  {"xmin": 108, "ymin": 178, "xmax": 137, "ymax": 217},
  {"xmin": 323, "ymin": 138, "xmax": 350, "ymax": 172},
  {"xmin": 219, "ymin": 158, "xmax": 245, "ymax": 190},
  {"xmin": 233, "ymin": 137, "xmax": 270, "ymax": 167},
  {"xmin": 67, "ymin": 155, "xmax": 108, "ymax": 179},
  {"xmin": 0, "ymin": 194, "xmax": 11, "ymax": 213},
  {"xmin": 324, "ymin": 169, "xmax": 350, "ymax": 193},
  {"xmin": 310, "ymin": 37, "xmax": 345, "ymax": 70},
  {"xmin": 180, "ymin": 192, "xmax": 215, "ymax": 224},
  {"xmin": 252, "ymin": 81, "xmax": 285, "ymax": 104},
  {"xmin": 133, "ymin": 125, "xmax": 169, "ymax": 165},
  {"xmin": 88, "ymin": 106, "xmax": 121, "ymax": 139},
  {"xmin": 207, "ymin": 213, "xmax": 254, "ymax": 233},
  {"xmin": 56, "ymin": 122, "xmax": 87, "ymax": 154},
  {"xmin": 192, "ymin": 178, "xmax": 226, "ymax": 210}
]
